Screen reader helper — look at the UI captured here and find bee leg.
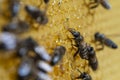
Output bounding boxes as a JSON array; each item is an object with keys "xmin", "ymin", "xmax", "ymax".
[
  {"xmin": 96, "ymin": 42, "xmax": 104, "ymax": 51},
  {"xmin": 72, "ymin": 44, "xmax": 78, "ymax": 48},
  {"xmin": 66, "ymin": 36, "xmax": 76, "ymax": 51},
  {"xmin": 73, "ymin": 49, "xmax": 79, "ymax": 58},
  {"xmin": 89, "ymin": 0, "xmax": 99, "ymax": 9},
  {"xmin": 90, "ymin": 4, "xmax": 99, "ymax": 9}
]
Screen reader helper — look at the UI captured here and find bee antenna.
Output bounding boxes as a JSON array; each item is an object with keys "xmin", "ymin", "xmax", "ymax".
[{"xmin": 77, "ymin": 69, "xmax": 82, "ymax": 74}]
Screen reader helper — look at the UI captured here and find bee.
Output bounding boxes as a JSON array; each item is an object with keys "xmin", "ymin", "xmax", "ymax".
[
  {"xmin": 25, "ymin": 5, "xmax": 48, "ymax": 25},
  {"xmin": 34, "ymin": 45, "xmax": 52, "ymax": 62},
  {"xmin": 18, "ymin": 57, "xmax": 33, "ymax": 80},
  {"xmin": 37, "ymin": 61, "xmax": 53, "ymax": 73},
  {"xmin": 0, "ymin": 0, "xmax": 20, "ymax": 20},
  {"xmin": 17, "ymin": 37, "xmax": 51, "ymax": 61},
  {"xmin": 9, "ymin": 0, "xmax": 20, "ymax": 17},
  {"xmin": 89, "ymin": 0, "xmax": 111, "ymax": 10},
  {"xmin": 16, "ymin": 37, "xmax": 37, "ymax": 57},
  {"xmin": 50, "ymin": 46, "xmax": 66, "ymax": 66},
  {"xmin": 94, "ymin": 32, "xmax": 118, "ymax": 50},
  {"xmin": 0, "ymin": 32, "xmax": 17, "ymax": 51},
  {"xmin": 68, "ymin": 28, "xmax": 98, "ymax": 70},
  {"xmin": 76, "ymin": 69, "xmax": 92, "ymax": 80},
  {"xmin": 68, "ymin": 28, "xmax": 89, "ymax": 60},
  {"xmin": 2, "ymin": 20, "xmax": 29, "ymax": 34},
  {"xmin": 35, "ymin": 58, "xmax": 53, "ymax": 80}
]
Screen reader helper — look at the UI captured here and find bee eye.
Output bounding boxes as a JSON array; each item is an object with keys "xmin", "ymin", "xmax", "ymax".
[
  {"xmin": 88, "ymin": 47, "xmax": 93, "ymax": 51},
  {"xmin": 94, "ymin": 32, "xmax": 99, "ymax": 38},
  {"xmin": 74, "ymin": 32, "xmax": 80, "ymax": 37}
]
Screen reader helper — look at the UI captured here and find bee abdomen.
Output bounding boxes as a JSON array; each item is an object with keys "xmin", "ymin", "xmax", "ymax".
[
  {"xmin": 104, "ymin": 38, "xmax": 118, "ymax": 49},
  {"xmin": 79, "ymin": 47, "xmax": 89, "ymax": 60},
  {"xmin": 89, "ymin": 58, "xmax": 98, "ymax": 71},
  {"xmin": 101, "ymin": 0, "xmax": 111, "ymax": 10}
]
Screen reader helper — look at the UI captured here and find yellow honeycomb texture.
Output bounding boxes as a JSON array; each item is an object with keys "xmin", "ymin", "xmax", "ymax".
[{"xmin": 0, "ymin": 0, "xmax": 120, "ymax": 80}]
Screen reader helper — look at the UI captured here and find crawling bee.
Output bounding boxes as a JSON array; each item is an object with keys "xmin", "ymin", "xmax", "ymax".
[
  {"xmin": 89, "ymin": 0, "xmax": 111, "ymax": 9},
  {"xmin": 0, "ymin": 32, "xmax": 17, "ymax": 51},
  {"xmin": 2, "ymin": 20, "xmax": 29, "ymax": 34},
  {"xmin": 68, "ymin": 28, "xmax": 98, "ymax": 70},
  {"xmin": 76, "ymin": 69, "xmax": 92, "ymax": 80},
  {"xmin": 50, "ymin": 46, "xmax": 66, "ymax": 66},
  {"xmin": 25, "ymin": 5, "xmax": 48, "ymax": 25},
  {"xmin": 68, "ymin": 28, "xmax": 89, "ymax": 60},
  {"xmin": 94, "ymin": 32, "xmax": 118, "ymax": 50}
]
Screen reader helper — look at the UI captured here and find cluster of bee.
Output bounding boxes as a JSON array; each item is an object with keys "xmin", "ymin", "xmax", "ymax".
[
  {"xmin": 67, "ymin": 0, "xmax": 118, "ymax": 79},
  {"xmin": 17, "ymin": 44, "xmax": 66, "ymax": 80},
  {"xmin": 68, "ymin": 28, "xmax": 118, "ymax": 80},
  {"xmin": 68, "ymin": 28, "xmax": 98, "ymax": 71},
  {"xmin": 0, "ymin": 32, "xmax": 66, "ymax": 80},
  {"xmin": 0, "ymin": 0, "xmax": 66, "ymax": 80},
  {"xmin": 68, "ymin": 28, "xmax": 98, "ymax": 80},
  {"xmin": 0, "ymin": 0, "xmax": 118, "ymax": 80}
]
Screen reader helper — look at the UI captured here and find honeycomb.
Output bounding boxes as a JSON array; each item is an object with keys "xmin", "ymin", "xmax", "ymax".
[{"xmin": 0, "ymin": 0, "xmax": 120, "ymax": 80}]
